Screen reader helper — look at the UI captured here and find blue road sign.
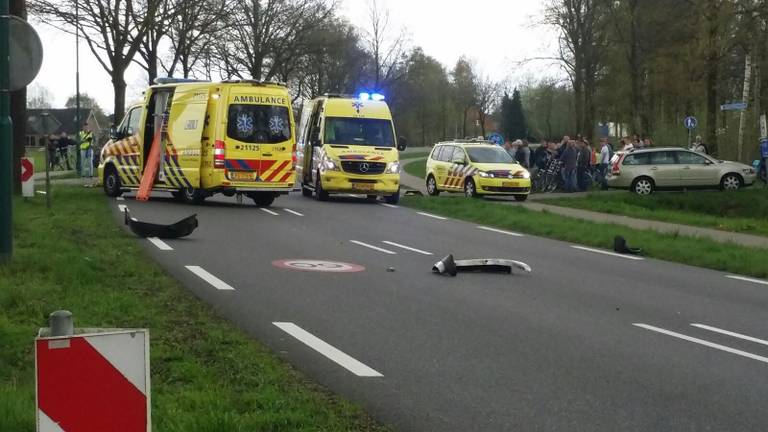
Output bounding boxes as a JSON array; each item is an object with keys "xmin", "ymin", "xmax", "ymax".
[
  {"xmin": 487, "ymin": 133, "xmax": 504, "ymax": 146},
  {"xmin": 684, "ymin": 116, "xmax": 698, "ymax": 130},
  {"xmin": 720, "ymin": 102, "xmax": 748, "ymax": 111}
]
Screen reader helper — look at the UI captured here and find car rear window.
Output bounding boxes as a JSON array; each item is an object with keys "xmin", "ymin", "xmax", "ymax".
[
  {"xmin": 227, "ymin": 104, "xmax": 291, "ymax": 144},
  {"xmin": 623, "ymin": 153, "xmax": 651, "ymax": 165}
]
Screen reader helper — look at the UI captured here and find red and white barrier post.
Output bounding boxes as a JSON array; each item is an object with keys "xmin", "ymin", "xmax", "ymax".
[{"xmin": 35, "ymin": 311, "xmax": 151, "ymax": 432}]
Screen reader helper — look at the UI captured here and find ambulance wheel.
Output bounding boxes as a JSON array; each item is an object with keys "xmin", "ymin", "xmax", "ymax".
[
  {"xmin": 253, "ymin": 193, "xmax": 276, "ymax": 207},
  {"xmin": 103, "ymin": 166, "xmax": 122, "ymax": 197},
  {"xmin": 315, "ymin": 173, "xmax": 329, "ymax": 201},
  {"xmin": 301, "ymin": 185, "xmax": 313, "ymax": 198},
  {"xmin": 384, "ymin": 189, "xmax": 400, "ymax": 205},
  {"xmin": 171, "ymin": 191, "xmax": 184, "ymax": 201},
  {"xmin": 181, "ymin": 187, "xmax": 206, "ymax": 205}
]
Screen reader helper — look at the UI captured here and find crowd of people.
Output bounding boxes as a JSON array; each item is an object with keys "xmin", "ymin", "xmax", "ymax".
[{"xmin": 43, "ymin": 123, "xmax": 97, "ymax": 187}]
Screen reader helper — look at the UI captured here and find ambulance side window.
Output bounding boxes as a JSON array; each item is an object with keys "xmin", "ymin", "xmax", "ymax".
[{"xmin": 126, "ymin": 108, "xmax": 141, "ymax": 136}]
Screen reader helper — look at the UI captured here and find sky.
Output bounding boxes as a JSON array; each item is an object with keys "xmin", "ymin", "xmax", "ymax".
[{"xmin": 29, "ymin": 0, "xmax": 560, "ymax": 116}]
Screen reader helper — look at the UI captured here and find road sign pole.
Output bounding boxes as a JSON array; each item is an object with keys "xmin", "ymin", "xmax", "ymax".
[{"xmin": 1, "ymin": 0, "xmax": 14, "ymax": 263}]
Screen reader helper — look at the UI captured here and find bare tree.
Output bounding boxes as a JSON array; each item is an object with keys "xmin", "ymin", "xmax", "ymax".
[
  {"xmin": 475, "ymin": 74, "xmax": 500, "ymax": 137},
  {"xmin": 30, "ymin": 0, "xmax": 162, "ymax": 120},
  {"xmin": 362, "ymin": 0, "xmax": 408, "ymax": 90},
  {"xmin": 162, "ymin": 0, "xmax": 230, "ymax": 78},
  {"xmin": 27, "ymin": 84, "xmax": 54, "ymax": 109}
]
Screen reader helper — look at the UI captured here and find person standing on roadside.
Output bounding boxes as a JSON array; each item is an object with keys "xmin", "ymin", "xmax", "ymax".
[
  {"xmin": 79, "ymin": 123, "xmax": 95, "ymax": 187},
  {"xmin": 57, "ymin": 131, "xmax": 74, "ymax": 171},
  {"xmin": 621, "ymin": 138, "xmax": 634, "ymax": 151},
  {"xmin": 760, "ymin": 138, "xmax": 768, "ymax": 185},
  {"xmin": 690, "ymin": 135, "xmax": 708, "ymax": 154},
  {"xmin": 576, "ymin": 140, "xmax": 592, "ymax": 191},
  {"xmin": 598, "ymin": 137, "xmax": 611, "ymax": 190},
  {"xmin": 561, "ymin": 140, "xmax": 578, "ymax": 192},
  {"xmin": 517, "ymin": 140, "xmax": 531, "ymax": 168}
]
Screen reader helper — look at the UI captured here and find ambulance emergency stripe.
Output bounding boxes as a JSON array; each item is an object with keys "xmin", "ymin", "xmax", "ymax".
[
  {"xmin": 165, "ymin": 155, "xmax": 192, "ymax": 188},
  {"xmin": 163, "ymin": 167, "xmax": 181, "ymax": 187},
  {"xmin": 116, "ymin": 156, "xmax": 138, "ymax": 184},
  {"xmin": 264, "ymin": 160, "xmax": 291, "ymax": 182},
  {"xmin": 279, "ymin": 171, "xmax": 293, "ymax": 183}
]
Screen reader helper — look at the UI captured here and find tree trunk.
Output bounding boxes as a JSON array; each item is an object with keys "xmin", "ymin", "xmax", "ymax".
[
  {"xmin": 705, "ymin": 3, "xmax": 720, "ymax": 156},
  {"xmin": 112, "ymin": 70, "xmax": 128, "ymax": 123},
  {"xmin": 462, "ymin": 108, "xmax": 468, "ymax": 137},
  {"xmin": 10, "ymin": 0, "xmax": 26, "ymax": 194}
]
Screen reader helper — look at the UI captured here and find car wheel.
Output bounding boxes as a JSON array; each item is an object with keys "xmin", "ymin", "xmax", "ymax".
[
  {"xmin": 426, "ymin": 175, "xmax": 440, "ymax": 196},
  {"xmin": 464, "ymin": 178, "xmax": 479, "ymax": 198},
  {"xmin": 384, "ymin": 189, "xmax": 400, "ymax": 205},
  {"xmin": 631, "ymin": 177, "xmax": 654, "ymax": 195},
  {"xmin": 513, "ymin": 194, "xmax": 528, "ymax": 202},
  {"xmin": 102, "ymin": 166, "xmax": 122, "ymax": 197},
  {"xmin": 182, "ymin": 187, "xmax": 206, "ymax": 204},
  {"xmin": 720, "ymin": 173, "xmax": 742, "ymax": 191},
  {"xmin": 315, "ymin": 172, "xmax": 329, "ymax": 201},
  {"xmin": 252, "ymin": 193, "xmax": 276, "ymax": 207}
]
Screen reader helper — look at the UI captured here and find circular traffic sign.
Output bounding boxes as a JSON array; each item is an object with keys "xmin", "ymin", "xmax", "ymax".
[
  {"xmin": 684, "ymin": 116, "xmax": 698, "ymax": 130},
  {"xmin": 5, "ymin": 16, "xmax": 44, "ymax": 91},
  {"xmin": 487, "ymin": 133, "xmax": 504, "ymax": 146},
  {"xmin": 272, "ymin": 259, "xmax": 365, "ymax": 273}
]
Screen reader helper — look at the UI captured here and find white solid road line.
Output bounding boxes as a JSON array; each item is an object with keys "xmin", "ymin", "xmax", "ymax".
[
  {"xmin": 116, "ymin": 196, "xmax": 125, "ymax": 201},
  {"xmin": 185, "ymin": 266, "xmax": 236, "ymax": 291},
  {"xmin": 477, "ymin": 226, "xmax": 524, "ymax": 237},
  {"xmin": 571, "ymin": 245, "xmax": 644, "ymax": 261},
  {"xmin": 725, "ymin": 275, "xmax": 768, "ymax": 286},
  {"xmin": 118, "ymin": 204, "xmax": 128, "ymax": 213},
  {"xmin": 350, "ymin": 240, "xmax": 397, "ymax": 255},
  {"xmin": 284, "ymin": 208, "xmax": 304, "ymax": 217},
  {"xmin": 417, "ymin": 212, "xmax": 447, "ymax": 220},
  {"xmin": 379, "ymin": 203, "xmax": 399, "ymax": 209},
  {"xmin": 691, "ymin": 324, "xmax": 768, "ymax": 347},
  {"xmin": 147, "ymin": 237, "xmax": 173, "ymax": 251},
  {"xmin": 633, "ymin": 323, "xmax": 768, "ymax": 365},
  {"xmin": 273, "ymin": 322, "xmax": 383, "ymax": 377},
  {"xmin": 382, "ymin": 240, "xmax": 433, "ymax": 255},
  {"xmin": 260, "ymin": 208, "xmax": 279, "ymax": 216}
]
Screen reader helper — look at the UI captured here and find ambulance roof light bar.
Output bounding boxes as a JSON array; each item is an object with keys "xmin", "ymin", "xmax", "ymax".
[{"xmin": 154, "ymin": 77, "xmax": 210, "ymax": 85}]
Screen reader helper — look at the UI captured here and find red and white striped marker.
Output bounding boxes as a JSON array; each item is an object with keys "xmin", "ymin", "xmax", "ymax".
[{"xmin": 36, "ymin": 330, "xmax": 150, "ymax": 431}]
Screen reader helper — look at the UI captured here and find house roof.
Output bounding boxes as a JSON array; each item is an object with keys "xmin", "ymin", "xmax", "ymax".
[{"xmin": 27, "ymin": 108, "xmax": 96, "ymax": 136}]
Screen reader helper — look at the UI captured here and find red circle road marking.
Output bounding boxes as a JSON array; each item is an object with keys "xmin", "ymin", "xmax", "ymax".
[{"xmin": 272, "ymin": 259, "xmax": 365, "ymax": 273}]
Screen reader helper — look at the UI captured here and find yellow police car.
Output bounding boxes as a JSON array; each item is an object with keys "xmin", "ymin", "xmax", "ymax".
[{"xmin": 425, "ymin": 140, "xmax": 531, "ymax": 201}]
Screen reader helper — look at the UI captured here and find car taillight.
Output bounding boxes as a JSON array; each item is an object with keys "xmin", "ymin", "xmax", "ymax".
[
  {"xmin": 611, "ymin": 154, "xmax": 626, "ymax": 175},
  {"xmin": 214, "ymin": 140, "xmax": 225, "ymax": 169}
]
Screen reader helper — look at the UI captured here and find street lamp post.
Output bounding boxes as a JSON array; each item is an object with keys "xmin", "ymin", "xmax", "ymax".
[
  {"xmin": 0, "ymin": 0, "xmax": 13, "ymax": 263},
  {"xmin": 74, "ymin": 0, "xmax": 81, "ymax": 174}
]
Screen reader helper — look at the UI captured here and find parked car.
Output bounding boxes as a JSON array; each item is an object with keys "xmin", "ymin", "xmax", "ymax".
[
  {"xmin": 425, "ymin": 140, "xmax": 531, "ymax": 201},
  {"xmin": 607, "ymin": 147, "xmax": 757, "ymax": 195}
]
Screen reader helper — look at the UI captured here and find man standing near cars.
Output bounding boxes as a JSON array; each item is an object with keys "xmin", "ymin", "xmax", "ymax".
[
  {"xmin": 760, "ymin": 138, "xmax": 768, "ymax": 185},
  {"xmin": 57, "ymin": 131, "xmax": 74, "ymax": 171},
  {"xmin": 561, "ymin": 140, "xmax": 578, "ymax": 192},
  {"xmin": 79, "ymin": 123, "xmax": 95, "ymax": 187},
  {"xmin": 598, "ymin": 137, "xmax": 612, "ymax": 190}
]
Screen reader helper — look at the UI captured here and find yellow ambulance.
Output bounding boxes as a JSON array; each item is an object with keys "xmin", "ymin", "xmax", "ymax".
[
  {"xmin": 98, "ymin": 79, "xmax": 296, "ymax": 206},
  {"xmin": 295, "ymin": 93, "xmax": 406, "ymax": 204}
]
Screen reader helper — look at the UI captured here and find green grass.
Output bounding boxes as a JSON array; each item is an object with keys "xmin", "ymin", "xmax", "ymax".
[
  {"xmin": 543, "ymin": 189, "xmax": 768, "ymax": 237},
  {"xmin": 401, "ymin": 195, "xmax": 768, "ymax": 278},
  {"xmin": 399, "ymin": 150, "xmax": 431, "ymax": 160},
  {"xmin": 403, "ymin": 158, "xmax": 427, "ymax": 179},
  {"xmin": 0, "ymin": 187, "xmax": 389, "ymax": 432},
  {"xmin": 26, "ymin": 148, "xmax": 46, "ymax": 172}
]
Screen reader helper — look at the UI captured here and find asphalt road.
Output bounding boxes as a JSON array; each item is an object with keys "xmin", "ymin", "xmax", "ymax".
[{"xmin": 113, "ymin": 192, "xmax": 768, "ymax": 431}]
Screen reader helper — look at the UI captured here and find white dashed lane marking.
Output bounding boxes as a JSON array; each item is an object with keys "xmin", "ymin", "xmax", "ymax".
[
  {"xmin": 725, "ymin": 275, "xmax": 768, "ymax": 286},
  {"xmin": 284, "ymin": 208, "xmax": 304, "ymax": 216},
  {"xmin": 350, "ymin": 240, "xmax": 397, "ymax": 255},
  {"xmin": 477, "ymin": 226, "xmax": 524, "ymax": 237},
  {"xmin": 260, "ymin": 208, "xmax": 279, "ymax": 216},
  {"xmin": 691, "ymin": 324, "xmax": 768, "ymax": 347},
  {"xmin": 147, "ymin": 237, "xmax": 173, "ymax": 251},
  {"xmin": 571, "ymin": 245, "xmax": 644, "ymax": 261},
  {"xmin": 417, "ymin": 212, "xmax": 447, "ymax": 220},
  {"xmin": 379, "ymin": 203, "xmax": 399, "ymax": 209},
  {"xmin": 185, "ymin": 266, "xmax": 236, "ymax": 291},
  {"xmin": 273, "ymin": 322, "xmax": 383, "ymax": 377},
  {"xmin": 382, "ymin": 241, "xmax": 433, "ymax": 255}
]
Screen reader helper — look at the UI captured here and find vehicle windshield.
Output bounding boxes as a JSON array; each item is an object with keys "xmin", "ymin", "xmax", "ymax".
[
  {"xmin": 227, "ymin": 104, "xmax": 291, "ymax": 144},
  {"xmin": 466, "ymin": 146, "xmax": 515, "ymax": 163},
  {"xmin": 323, "ymin": 117, "xmax": 395, "ymax": 147}
]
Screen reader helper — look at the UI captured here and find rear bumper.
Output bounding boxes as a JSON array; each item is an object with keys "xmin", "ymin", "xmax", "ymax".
[{"xmin": 320, "ymin": 171, "xmax": 400, "ymax": 194}]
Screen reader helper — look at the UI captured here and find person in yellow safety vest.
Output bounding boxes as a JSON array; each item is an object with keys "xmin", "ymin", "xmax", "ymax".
[{"xmin": 79, "ymin": 123, "xmax": 95, "ymax": 187}]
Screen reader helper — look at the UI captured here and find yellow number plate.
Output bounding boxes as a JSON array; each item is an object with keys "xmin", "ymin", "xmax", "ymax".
[
  {"xmin": 352, "ymin": 183, "xmax": 375, "ymax": 191},
  {"xmin": 229, "ymin": 171, "xmax": 255, "ymax": 181},
  {"xmin": 502, "ymin": 181, "xmax": 520, "ymax": 187}
]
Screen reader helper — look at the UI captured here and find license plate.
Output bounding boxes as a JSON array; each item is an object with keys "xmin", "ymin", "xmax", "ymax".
[
  {"xmin": 502, "ymin": 181, "xmax": 520, "ymax": 187},
  {"xmin": 229, "ymin": 171, "xmax": 254, "ymax": 181},
  {"xmin": 352, "ymin": 182, "xmax": 374, "ymax": 191}
]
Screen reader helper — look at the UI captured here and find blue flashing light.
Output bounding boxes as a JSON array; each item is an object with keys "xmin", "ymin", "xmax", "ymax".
[
  {"xmin": 371, "ymin": 93, "xmax": 385, "ymax": 101},
  {"xmin": 358, "ymin": 92, "xmax": 371, "ymax": 101}
]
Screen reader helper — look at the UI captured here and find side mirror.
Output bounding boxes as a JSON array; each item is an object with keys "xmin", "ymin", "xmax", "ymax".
[
  {"xmin": 109, "ymin": 126, "xmax": 118, "ymax": 140},
  {"xmin": 397, "ymin": 136, "xmax": 408, "ymax": 151}
]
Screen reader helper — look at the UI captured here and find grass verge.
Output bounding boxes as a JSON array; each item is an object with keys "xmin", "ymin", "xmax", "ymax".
[
  {"xmin": 542, "ymin": 189, "xmax": 768, "ymax": 237},
  {"xmin": 401, "ymin": 195, "xmax": 768, "ymax": 278},
  {"xmin": 0, "ymin": 186, "xmax": 389, "ymax": 432},
  {"xmin": 399, "ymin": 150, "xmax": 431, "ymax": 160},
  {"xmin": 403, "ymin": 158, "xmax": 426, "ymax": 179}
]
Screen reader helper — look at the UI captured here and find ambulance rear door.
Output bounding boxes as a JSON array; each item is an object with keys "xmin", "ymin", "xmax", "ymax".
[{"xmin": 166, "ymin": 87, "xmax": 209, "ymax": 189}]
